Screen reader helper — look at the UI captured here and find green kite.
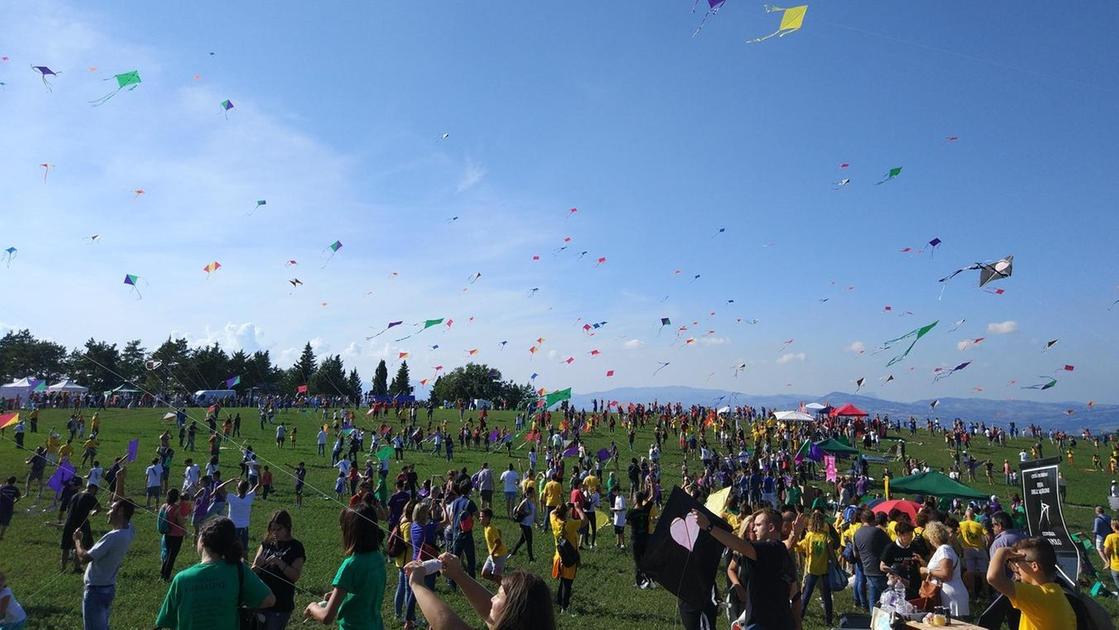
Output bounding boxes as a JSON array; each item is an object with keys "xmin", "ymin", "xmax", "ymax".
[
  {"xmin": 90, "ymin": 70, "xmax": 141, "ymax": 106},
  {"xmin": 544, "ymin": 387, "xmax": 572, "ymax": 408},
  {"xmin": 881, "ymin": 320, "xmax": 937, "ymax": 366}
]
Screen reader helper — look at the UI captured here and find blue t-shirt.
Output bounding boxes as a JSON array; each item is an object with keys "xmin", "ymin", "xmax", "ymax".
[{"xmin": 1093, "ymin": 514, "xmax": 1111, "ymax": 537}]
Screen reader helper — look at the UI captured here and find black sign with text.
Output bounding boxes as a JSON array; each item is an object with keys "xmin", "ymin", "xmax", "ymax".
[{"xmin": 1019, "ymin": 457, "xmax": 1079, "ymax": 586}]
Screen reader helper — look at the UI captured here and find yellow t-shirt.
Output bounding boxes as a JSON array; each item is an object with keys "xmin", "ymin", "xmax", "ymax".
[
  {"xmin": 59, "ymin": 443, "xmax": 73, "ymax": 459},
  {"xmin": 83, "ymin": 439, "xmax": 97, "ymax": 450},
  {"xmin": 582, "ymin": 475, "xmax": 599, "ymax": 493},
  {"xmin": 886, "ymin": 520, "xmax": 899, "ymax": 541},
  {"xmin": 1105, "ymin": 532, "xmax": 1119, "ymax": 571},
  {"xmin": 520, "ymin": 477, "xmax": 536, "ymax": 496},
  {"xmin": 394, "ymin": 520, "xmax": 413, "ymax": 568},
  {"xmin": 797, "ymin": 531, "xmax": 832, "ymax": 576},
  {"xmin": 543, "ymin": 480, "xmax": 563, "ymax": 508},
  {"xmin": 1008, "ymin": 581, "xmax": 1075, "ymax": 630},
  {"xmin": 484, "ymin": 524, "xmax": 507, "ymax": 558},
  {"xmin": 958, "ymin": 519, "xmax": 985, "ymax": 549},
  {"xmin": 841, "ymin": 523, "xmax": 860, "ymax": 548}
]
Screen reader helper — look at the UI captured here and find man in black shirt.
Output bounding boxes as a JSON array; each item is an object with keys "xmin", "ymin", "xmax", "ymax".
[
  {"xmin": 853, "ymin": 509, "xmax": 892, "ymax": 609},
  {"xmin": 627, "ymin": 491, "xmax": 653, "ymax": 588},
  {"xmin": 879, "ymin": 521, "xmax": 927, "ymax": 599},
  {"xmin": 61, "ymin": 483, "xmax": 101, "ymax": 572},
  {"xmin": 693, "ymin": 507, "xmax": 805, "ymax": 629}
]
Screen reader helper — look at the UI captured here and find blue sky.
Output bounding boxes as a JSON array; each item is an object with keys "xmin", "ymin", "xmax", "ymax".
[{"xmin": 2, "ymin": 1, "xmax": 1119, "ymax": 403}]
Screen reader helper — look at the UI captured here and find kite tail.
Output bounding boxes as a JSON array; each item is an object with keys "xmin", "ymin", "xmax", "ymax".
[
  {"xmin": 746, "ymin": 30, "xmax": 782, "ymax": 44},
  {"xmin": 692, "ymin": 9, "xmax": 717, "ymax": 37},
  {"xmin": 88, "ymin": 89, "xmax": 120, "ymax": 107}
]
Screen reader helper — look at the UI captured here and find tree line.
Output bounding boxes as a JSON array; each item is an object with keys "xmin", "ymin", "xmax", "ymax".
[{"xmin": 0, "ymin": 329, "xmax": 536, "ymax": 407}]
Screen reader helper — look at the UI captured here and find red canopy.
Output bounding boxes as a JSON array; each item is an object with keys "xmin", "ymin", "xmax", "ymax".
[
  {"xmin": 829, "ymin": 403, "xmax": 868, "ymax": 417},
  {"xmin": 871, "ymin": 498, "xmax": 921, "ymax": 523}
]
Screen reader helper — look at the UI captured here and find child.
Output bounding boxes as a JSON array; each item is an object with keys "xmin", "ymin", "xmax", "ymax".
[
  {"xmin": 294, "ymin": 463, "xmax": 305, "ymax": 508},
  {"xmin": 260, "ymin": 466, "xmax": 273, "ymax": 500},
  {"xmin": 0, "ymin": 571, "xmax": 27, "ymax": 630},
  {"xmin": 289, "ymin": 426, "xmax": 297, "ymax": 448},
  {"xmin": 335, "ymin": 471, "xmax": 346, "ymax": 500},
  {"xmin": 480, "ymin": 508, "xmax": 506, "ymax": 584}
]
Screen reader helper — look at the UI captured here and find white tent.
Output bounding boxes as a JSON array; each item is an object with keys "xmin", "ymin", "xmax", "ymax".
[
  {"xmin": 774, "ymin": 410, "xmax": 815, "ymax": 422},
  {"xmin": 716, "ymin": 406, "xmax": 731, "ymax": 415},
  {"xmin": 804, "ymin": 402, "xmax": 827, "ymax": 411},
  {"xmin": 0, "ymin": 377, "xmax": 40, "ymax": 404},
  {"xmin": 48, "ymin": 379, "xmax": 88, "ymax": 393}
]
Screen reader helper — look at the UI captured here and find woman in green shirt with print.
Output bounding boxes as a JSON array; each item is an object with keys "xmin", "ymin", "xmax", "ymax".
[{"xmin": 305, "ymin": 504, "xmax": 386, "ymax": 629}]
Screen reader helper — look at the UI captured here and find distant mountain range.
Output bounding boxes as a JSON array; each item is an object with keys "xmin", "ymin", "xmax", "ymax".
[{"xmin": 569, "ymin": 386, "xmax": 1119, "ymax": 431}]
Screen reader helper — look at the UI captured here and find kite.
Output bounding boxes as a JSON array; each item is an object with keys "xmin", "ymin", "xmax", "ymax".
[
  {"xmin": 288, "ymin": 278, "xmax": 302, "ymax": 288},
  {"xmin": 440, "ymin": 132, "xmax": 450, "ymax": 140},
  {"xmin": 1022, "ymin": 377, "xmax": 1057, "ymax": 390},
  {"xmin": 640, "ymin": 487, "xmax": 730, "ymax": 609},
  {"xmin": 252, "ymin": 200, "xmax": 266, "ymax": 213},
  {"xmin": 930, "ymin": 399, "xmax": 940, "ymax": 410},
  {"xmin": 322, "ymin": 240, "xmax": 343, "ymax": 267},
  {"xmin": 948, "ymin": 318, "xmax": 966, "ymax": 332},
  {"xmin": 89, "ymin": 70, "xmax": 141, "ymax": 106},
  {"xmin": 529, "ymin": 346, "xmax": 538, "ymax": 356},
  {"xmin": 595, "ymin": 256, "xmax": 607, "ymax": 266},
  {"xmin": 855, "ymin": 377, "xmax": 865, "ymax": 392},
  {"xmin": 224, "ymin": 375, "xmax": 241, "ymax": 388},
  {"xmin": 366, "ymin": 320, "xmax": 403, "ymax": 340},
  {"xmin": 1044, "ymin": 339, "xmax": 1058, "ymax": 351},
  {"xmin": 589, "ymin": 349, "xmax": 601, "ymax": 357},
  {"xmin": 876, "ymin": 167, "xmax": 903, "ymax": 185},
  {"xmin": 692, "ymin": 274, "xmax": 701, "ymax": 281},
  {"xmin": 499, "ymin": 340, "xmax": 508, "ymax": 349},
  {"xmin": 528, "ymin": 287, "xmax": 539, "ymax": 297},
  {"xmin": 606, "ymin": 370, "xmax": 615, "ymax": 377},
  {"xmin": 880, "ymin": 320, "xmax": 938, "ymax": 366},
  {"xmin": 933, "ymin": 361, "xmax": 970, "ymax": 382},
  {"xmin": 777, "ymin": 338, "xmax": 794, "ymax": 353},
  {"xmin": 430, "ymin": 345, "xmax": 439, "ymax": 350},
  {"xmin": 468, "ymin": 272, "xmax": 481, "ymax": 284},
  {"xmin": 564, "ymin": 356, "xmax": 575, "ymax": 364},
  {"xmin": 577, "ymin": 250, "xmax": 589, "ymax": 259},
  {"xmin": 531, "ymin": 255, "xmax": 540, "ymax": 261},
  {"xmin": 839, "ymin": 162, "xmax": 850, "ymax": 168},
  {"xmin": 653, "ymin": 361, "xmax": 671, "ymax": 376},
  {"xmin": 984, "ymin": 287, "xmax": 1006, "ymax": 295},
  {"xmin": 567, "ymin": 207, "xmax": 578, "ymax": 218},
  {"xmin": 0, "ymin": 413, "xmax": 19, "ymax": 430},
  {"xmin": 882, "ymin": 375, "xmax": 895, "ymax": 384},
  {"xmin": 692, "ymin": 0, "xmax": 727, "ymax": 36},
  {"xmin": 658, "ymin": 317, "xmax": 671, "ymax": 335},
  {"xmin": 40, "ymin": 163, "xmax": 53, "ymax": 182},
  {"xmin": 712, "ymin": 227, "xmax": 727, "ymax": 238},
  {"xmin": 32, "ymin": 65, "xmax": 60, "ymax": 90},
  {"xmin": 394, "ymin": 318, "xmax": 443, "ymax": 342},
  {"xmin": 833, "ymin": 178, "xmax": 851, "ymax": 189},
  {"xmin": 202, "ymin": 261, "xmax": 221, "ymax": 276},
  {"xmin": 946, "ymin": 136, "xmax": 959, "ymax": 142},
  {"xmin": 544, "ymin": 388, "xmax": 572, "ymax": 407},
  {"xmin": 1061, "ymin": 364, "xmax": 1075, "ymax": 372},
  {"xmin": 746, "ymin": 4, "xmax": 807, "ymax": 43},
  {"xmin": 285, "ymin": 259, "xmax": 298, "ymax": 267},
  {"xmin": 86, "ymin": 235, "xmax": 100, "ymax": 243},
  {"xmin": 957, "ymin": 337, "xmax": 985, "ymax": 351},
  {"xmin": 530, "ymin": 372, "xmax": 538, "ymax": 381},
  {"xmin": 133, "ymin": 189, "xmax": 145, "ymax": 198},
  {"xmin": 928, "ymin": 238, "xmax": 942, "ymax": 258},
  {"xmin": 2, "ymin": 247, "xmax": 16, "ymax": 267},
  {"xmin": 123, "ymin": 273, "xmax": 143, "ymax": 299},
  {"xmin": 448, "ymin": 216, "xmax": 459, "ymax": 222},
  {"xmin": 938, "ymin": 255, "xmax": 1013, "ymax": 298},
  {"xmin": 899, "ymin": 247, "xmax": 913, "ymax": 254},
  {"xmin": 733, "ymin": 362, "xmax": 747, "ymax": 377},
  {"xmin": 398, "ymin": 352, "xmax": 409, "ymax": 359},
  {"xmin": 220, "ymin": 99, "xmax": 234, "ymax": 118},
  {"xmin": 467, "ymin": 349, "xmax": 478, "ymax": 356}
]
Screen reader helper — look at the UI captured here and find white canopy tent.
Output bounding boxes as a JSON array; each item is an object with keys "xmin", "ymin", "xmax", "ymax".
[
  {"xmin": 716, "ymin": 406, "xmax": 731, "ymax": 415},
  {"xmin": 774, "ymin": 410, "xmax": 815, "ymax": 422},
  {"xmin": 0, "ymin": 377, "xmax": 41, "ymax": 403},
  {"xmin": 804, "ymin": 402, "xmax": 827, "ymax": 411},
  {"xmin": 48, "ymin": 379, "xmax": 89, "ymax": 393}
]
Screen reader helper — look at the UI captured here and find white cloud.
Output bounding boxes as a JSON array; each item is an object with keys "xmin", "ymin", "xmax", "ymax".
[
  {"xmin": 777, "ymin": 352, "xmax": 806, "ymax": 364},
  {"xmin": 623, "ymin": 339, "xmax": 645, "ymax": 349},
  {"xmin": 845, "ymin": 341, "xmax": 865, "ymax": 354},
  {"xmin": 456, "ymin": 159, "xmax": 486, "ymax": 192},
  {"xmin": 699, "ymin": 336, "xmax": 728, "ymax": 346},
  {"xmin": 987, "ymin": 321, "xmax": 1018, "ymax": 335}
]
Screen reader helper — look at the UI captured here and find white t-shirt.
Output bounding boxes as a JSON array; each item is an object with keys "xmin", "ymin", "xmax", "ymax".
[
  {"xmin": 84, "ymin": 523, "xmax": 136, "ymax": 587},
  {"xmin": 183, "ymin": 465, "xmax": 200, "ymax": 489},
  {"xmin": 500, "ymin": 469, "xmax": 520, "ymax": 493},
  {"xmin": 145, "ymin": 464, "xmax": 163, "ymax": 488},
  {"xmin": 226, "ymin": 491, "xmax": 256, "ymax": 528},
  {"xmin": 205, "ymin": 462, "xmax": 220, "ymax": 477},
  {"xmin": 0, "ymin": 586, "xmax": 26, "ymax": 624},
  {"xmin": 612, "ymin": 495, "xmax": 627, "ymax": 527},
  {"xmin": 929, "ymin": 544, "xmax": 969, "ymax": 617}
]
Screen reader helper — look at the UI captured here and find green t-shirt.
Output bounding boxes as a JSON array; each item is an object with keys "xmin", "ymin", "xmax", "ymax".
[
  {"xmin": 332, "ymin": 551, "xmax": 386, "ymax": 630},
  {"xmin": 786, "ymin": 485, "xmax": 802, "ymax": 506},
  {"xmin": 155, "ymin": 561, "xmax": 272, "ymax": 630}
]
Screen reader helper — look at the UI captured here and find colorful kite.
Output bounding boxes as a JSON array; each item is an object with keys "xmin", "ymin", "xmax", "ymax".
[
  {"xmin": 1021, "ymin": 377, "xmax": 1057, "ymax": 390},
  {"xmin": 89, "ymin": 70, "xmax": 141, "ymax": 106},
  {"xmin": 746, "ymin": 4, "xmax": 807, "ymax": 43},
  {"xmin": 544, "ymin": 388, "xmax": 572, "ymax": 408},
  {"xmin": 1060, "ymin": 364, "xmax": 1075, "ymax": 372},
  {"xmin": 398, "ymin": 351, "xmax": 409, "ymax": 359},
  {"xmin": 367, "ymin": 321, "xmax": 403, "ymax": 340},
  {"xmin": 876, "ymin": 167, "xmax": 903, "ymax": 185},
  {"xmin": 692, "ymin": 0, "xmax": 727, "ymax": 36},
  {"xmin": 321, "ymin": 240, "xmax": 343, "ymax": 267},
  {"xmin": 938, "ymin": 255, "xmax": 1013, "ymax": 298},
  {"xmin": 394, "ymin": 318, "xmax": 444, "ymax": 342},
  {"xmin": 220, "ymin": 99, "xmax": 234, "ymax": 118},
  {"xmin": 933, "ymin": 361, "xmax": 971, "ymax": 382},
  {"xmin": 224, "ymin": 375, "xmax": 241, "ymax": 388},
  {"xmin": 2, "ymin": 247, "xmax": 16, "ymax": 267},
  {"xmin": 123, "ymin": 273, "xmax": 142, "ymax": 299},
  {"xmin": 606, "ymin": 370, "xmax": 615, "ymax": 377},
  {"xmin": 880, "ymin": 320, "xmax": 938, "ymax": 366},
  {"xmin": 32, "ymin": 65, "xmax": 60, "ymax": 90},
  {"xmin": 202, "ymin": 261, "xmax": 221, "ymax": 276}
]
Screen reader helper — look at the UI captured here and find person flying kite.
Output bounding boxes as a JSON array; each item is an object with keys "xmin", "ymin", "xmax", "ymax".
[
  {"xmin": 746, "ymin": 4, "xmax": 807, "ymax": 43},
  {"xmin": 89, "ymin": 70, "xmax": 141, "ymax": 106}
]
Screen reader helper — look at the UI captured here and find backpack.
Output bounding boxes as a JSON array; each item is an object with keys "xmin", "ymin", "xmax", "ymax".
[
  {"xmin": 385, "ymin": 526, "xmax": 406, "ymax": 558},
  {"xmin": 156, "ymin": 506, "xmax": 170, "ymax": 535}
]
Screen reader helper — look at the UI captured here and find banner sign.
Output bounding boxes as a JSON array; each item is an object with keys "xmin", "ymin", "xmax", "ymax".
[
  {"xmin": 824, "ymin": 455, "xmax": 837, "ymax": 482},
  {"xmin": 1019, "ymin": 457, "xmax": 1078, "ymax": 586}
]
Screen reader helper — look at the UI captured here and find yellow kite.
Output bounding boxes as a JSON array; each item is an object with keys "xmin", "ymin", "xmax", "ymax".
[{"xmin": 747, "ymin": 4, "xmax": 807, "ymax": 43}]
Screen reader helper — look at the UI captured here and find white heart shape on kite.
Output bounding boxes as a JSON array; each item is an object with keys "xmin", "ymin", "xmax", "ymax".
[{"xmin": 669, "ymin": 513, "xmax": 700, "ymax": 551}]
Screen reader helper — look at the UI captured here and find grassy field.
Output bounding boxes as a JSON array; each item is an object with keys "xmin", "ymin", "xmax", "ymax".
[{"xmin": 0, "ymin": 406, "xmax": 1116, "ymax": 629}]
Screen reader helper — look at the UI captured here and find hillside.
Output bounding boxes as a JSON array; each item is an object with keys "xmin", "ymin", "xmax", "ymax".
[{"xmin": 571, "ymin": 387, "xmax": 1119, "ymax": 431}]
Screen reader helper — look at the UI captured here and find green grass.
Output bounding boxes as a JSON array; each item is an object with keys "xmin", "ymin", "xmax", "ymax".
[{"xmin": 0, "ymin": 407, "xmax": 1116, "ymax": 629}]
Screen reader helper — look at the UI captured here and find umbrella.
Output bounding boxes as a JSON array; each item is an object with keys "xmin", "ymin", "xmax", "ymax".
[{"xmin": 871, "ymin": 498, "xmax": 921, "ymax": 522}]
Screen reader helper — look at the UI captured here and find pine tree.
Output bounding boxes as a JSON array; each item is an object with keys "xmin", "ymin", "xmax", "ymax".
[
  {"xmin": 372, "ymin": 359, "xmax": 389, "ymax": 397},
  {"xmin": 389, "ymin": 361, "xmax": 413, "ymax": 397},
  {"xmin": 346, "ymin": 369, "xmax": 362, "ymax": 401}
]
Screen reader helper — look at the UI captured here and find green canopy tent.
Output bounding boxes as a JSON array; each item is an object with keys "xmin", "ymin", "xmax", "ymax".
[
  {"xmin": 815, "ymin": 438, "xmax": 860, "ymax": 456},
  {"xmin": 887, "ymin": 470, "xmax": 988, "ymax": 500}
]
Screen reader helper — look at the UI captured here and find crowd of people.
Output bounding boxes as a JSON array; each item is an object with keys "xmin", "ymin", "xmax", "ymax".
[{"xmin": 0, "ymin": 399, "xmax": 1117, "ymax": 630}]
